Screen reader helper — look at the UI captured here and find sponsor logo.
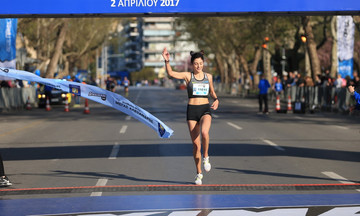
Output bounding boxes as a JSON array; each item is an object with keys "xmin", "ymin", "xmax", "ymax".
[
  {"xmin": 69, "ymin": 84, "xmax": 81, "ymax": 96},
  {"xmin": 88, "ymin": 92, "xmax": 106, "ymax": 101},
  {"xmin": 115, "ymin": 100, "xmax": 153, "ymax": 124},
  {"xmin": 0, "ymin": 68, "xmax": 9, "ymax": 73},
  {"xmin": 158, "ymin": 123, "xmax": 166, "ymax": 137}
]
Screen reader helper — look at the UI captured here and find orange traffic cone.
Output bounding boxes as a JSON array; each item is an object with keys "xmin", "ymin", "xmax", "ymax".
[
  {"xmin": 287, "ymin": 96, "xmax": 292, "ymax": 111},
  {"xmin": 46, "ymin": 97, "xmax": 51, "ymax": 111},
  {"xmin": 64, "ymin": 96, "xmax": 69, "ymax": 112},
  {"xmin": 84, "ymin": 99, "xmax": 90, "ymax": 114},
  {"xmin": 275, "ymin": 95, "xmax": 281, "ymax": 112},
  {"xmin": 26, "ymin": 96, "xmax": 32, "ymax": 110}
]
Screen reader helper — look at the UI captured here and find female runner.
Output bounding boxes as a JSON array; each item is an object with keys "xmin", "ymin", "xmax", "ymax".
[{"xmin": 162, "ymin": 48, "xmax": 219, "ymax": 185}]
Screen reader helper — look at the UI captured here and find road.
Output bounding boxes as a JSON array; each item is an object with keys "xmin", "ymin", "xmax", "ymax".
[{"xmin": 0, "ymin": 86, "xmax": 359, "ymax": 202}]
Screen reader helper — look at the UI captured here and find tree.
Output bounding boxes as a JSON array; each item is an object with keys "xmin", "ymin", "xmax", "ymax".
[
  {"xmin": 302, "ymin": 16, "xmax": 322, "ymax": 81},
  {"xmin": 18, "ymin": 18, "xmax": 120, "ymax": 78}
]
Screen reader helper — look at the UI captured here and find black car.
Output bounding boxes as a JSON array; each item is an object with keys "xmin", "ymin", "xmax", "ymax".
[{"xmin": 37, "ymin": 89, "xmax": 72, "ymax": 108}]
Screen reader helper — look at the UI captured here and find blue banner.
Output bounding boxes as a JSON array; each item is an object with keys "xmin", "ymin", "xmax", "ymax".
[
  {"xmin": 337, "ymin": 16, "xmax": 355, "ymax": 79},
  {"xmin": 0, "ymin": 67, "xmax": 174, "ymax": 138},
  {"xmin": 0, "ymin": 18, "xmax": 17, "ymax": 69},
  {"xmin": 338, "ymin": 59, "xmax": 353, "ymax": 79},
  {"xmin": 0, "ymin": 0, "xmax": 359, "ymax": 16}
]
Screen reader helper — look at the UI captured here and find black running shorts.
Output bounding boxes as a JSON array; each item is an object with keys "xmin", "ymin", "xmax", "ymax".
[{"xmin": 187, "ymin": 104, "xmax": 212, "ymax": 122}]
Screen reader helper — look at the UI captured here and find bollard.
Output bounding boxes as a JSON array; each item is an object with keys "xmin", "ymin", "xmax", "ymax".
[
  {"xmin": 26, "ymin": 96, "xmax": 32, "ymax": 110},
  {"xmin": 275, "ymin": 95, "xmax": 281, "ymax": 112},
  {"xmin": 64, "ymin": 96, "xmax": 69, "ymax": 112},
  {"xmin": 84, "ymin": 99, "xmax": 90, "ymax": 114},
  {"xmin": 287, "ymin": 96, "xmax": 292, "ymax": 111},
  {"xmin": 45, "ymin": 97, "xmax": 51, "ymax": 111}
]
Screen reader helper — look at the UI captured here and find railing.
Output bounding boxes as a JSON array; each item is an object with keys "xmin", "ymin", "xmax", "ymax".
[{"xmin": 0, "ymin": 87, "xmax": 36, "ymax": 111}]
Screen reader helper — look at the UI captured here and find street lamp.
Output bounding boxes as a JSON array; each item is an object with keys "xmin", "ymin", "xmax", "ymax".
[
  {"xmin": 301, "ymin": 35, "xmax": 307, "ymax": 43},
  {"xmin": 301, "ymin": 35, "xmax": 311, "ymax": 77}
]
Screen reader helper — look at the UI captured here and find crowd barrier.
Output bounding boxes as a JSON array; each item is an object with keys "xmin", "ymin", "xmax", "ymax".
[
  {"xmin": 273, "ymin": 85, "xmax": 353, "ymax": 113},
  {"xmin": 214, "ymin": 82, "xmax": 356, "ymax": 113},
  {"xmin": 0, "ymin": 87, "xmax": 36, "ymax": 111}
]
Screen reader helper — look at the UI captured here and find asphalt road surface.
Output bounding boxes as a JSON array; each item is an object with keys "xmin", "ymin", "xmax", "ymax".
[{"xmin": 0, "ymin": 86, "xmax": 359, "ymax": 201}]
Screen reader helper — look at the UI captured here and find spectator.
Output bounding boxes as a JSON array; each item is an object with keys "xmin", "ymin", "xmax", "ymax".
[
  {"xmin": 258, "ymin": 74, "xmax": 271, "ymax": 114},
  {"xmin": 0, "ymin": 80, "xmax": 12, "ymax": 88},
  {"xmin": 348, "ymin": 85, "xmax": 360, "ymax": 109},
  {"xmin": 274, "ymin": 77, "xmax": 283, "ymax": 98}
]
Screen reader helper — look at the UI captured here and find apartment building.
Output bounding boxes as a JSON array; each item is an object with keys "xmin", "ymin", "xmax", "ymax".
[{"xmin": 105, "ymin": 17, "xmax": 197, "ymax": 78}]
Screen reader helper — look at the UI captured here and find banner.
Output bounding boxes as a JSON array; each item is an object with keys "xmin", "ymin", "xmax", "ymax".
[
  {"xmin": 1, "ymin": 0, "xmax": 360, "ymax": 17},
  {"xmin": 0, "ymin": 18, "xmax": 17, "ymax": 81},
  {"xmin": 337, "ymin": 16, "xmax": 355, "ymax": 79},
  {"xmin": 0, "ymin": 67, "xmax": 174, "ymax": 139},
  {"xmin": 0, "ymin": 19, "xmax": 17, "ymax": 69}
]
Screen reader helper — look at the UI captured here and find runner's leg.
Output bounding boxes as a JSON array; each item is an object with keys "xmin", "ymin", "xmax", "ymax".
[
  {"xmin": 188, "ymin": 120, "xmax": 201, "ymax": 174},
  {"xmin": 200, "ymin": 114, "xmax": 212, "ymax": 158}
]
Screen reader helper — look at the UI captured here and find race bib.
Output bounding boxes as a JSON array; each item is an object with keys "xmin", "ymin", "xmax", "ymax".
[{"xmin": 193, "ymin": 83, "xmax": 209, "ymax": 96}]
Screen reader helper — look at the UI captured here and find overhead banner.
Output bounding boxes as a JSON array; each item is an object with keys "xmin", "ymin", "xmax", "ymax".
[
  {"xmin": 0, "ymin": 0, "xmax": 359, "ymax": 17},
  {"xmin": 337, "ymin": 16, "xmax": 355, "ymax": 79},
  {"xmin": 0, "ymin": 18, "xmax": 17, "ymax": 80},
  {"xmin": 0, "ymin": 67, "xmax": 174, "ymax": 139}
]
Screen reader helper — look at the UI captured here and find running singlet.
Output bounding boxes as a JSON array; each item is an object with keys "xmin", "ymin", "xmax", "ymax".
[{"xmin": 187, "ymin": 72, "xmax": 210, "ymax": 98}]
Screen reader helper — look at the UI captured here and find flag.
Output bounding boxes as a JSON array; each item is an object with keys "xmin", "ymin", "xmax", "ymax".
[
  {"xmin": 0, "ymin": 18, "xmax": 17, "ymax": 80},
  {"xmin": 337, "ymin": 16, "xmax": 354, "ymax": 79}
]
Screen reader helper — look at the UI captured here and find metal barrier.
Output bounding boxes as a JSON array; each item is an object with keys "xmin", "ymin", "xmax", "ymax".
[
  {"xmin": 283, "ymin": 85, "xmax": 352, "ymax": 112},
  {"xmin": 0, "ymin": 87, "xmax": 36, "ymax": 111}
]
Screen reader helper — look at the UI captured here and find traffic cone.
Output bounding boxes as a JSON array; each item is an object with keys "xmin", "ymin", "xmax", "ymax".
[
  {"xmin": 84, "ymin": 99, "xmax": 90, "ymax": 114},
  {"xmin": 26, "ymin": 96, "xmax": 32, "ymax": 110},
  {"xmin": 287, "ymin": 96, "xmax": 292, "ymax": 111},
  {"xmin": 64, "ymin": 96, "xmax": 69, "ymax": 112},
  {"xmin": 46, "ymin": 96, "xmax": 51, "ymax": 111},
  {"xmin": 275, "ymin": 95, "xmax": 281, "ymax": 112}
]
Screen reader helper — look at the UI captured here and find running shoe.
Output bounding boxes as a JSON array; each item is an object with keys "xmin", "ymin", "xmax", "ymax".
[
  {"xmin": 195, "ymin": 173, "xmax": 203, "ymax": 185},
  {"xmin": 203, "ymin": 156, "xmax": 211, "ymax": 172},
  {"xmin": 0, "ymin": 176, "xmax": 12, "ymax": 186}
]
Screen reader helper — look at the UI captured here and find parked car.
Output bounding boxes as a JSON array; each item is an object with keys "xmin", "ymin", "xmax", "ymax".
[{"xmin": 37, "ymin": 88, "xmax": 72, "ymax": 108}]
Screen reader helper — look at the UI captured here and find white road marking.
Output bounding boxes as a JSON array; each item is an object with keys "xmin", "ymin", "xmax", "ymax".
[
  {"xmin": 109, "ymin": 142, "xmax": 120, "ymax": 159},
  {"xmin": 322, "ymin": 171, "xmax": 360, "ymax": 192},
  {"xmin": 227, "ymin": 122, "xmax": 242, "ymax": 130},
  {"xmin": 332, "ymin": 125, "xmax": 348, "ymax": 130},
  {"xmin": 294, "ymin": 116, "xmax": 303, "ymax": 120},
  {"xmin": 90, "ymin": 178, "xmax": 108, "ymax": 196},
  {"xmin": 262, "ymin": 139, "xmax": 285, "ymax": 151},
  {"xmin": 125, "ymin": 116, "xmax": 131, "ymax": 120},
  {"xmin": 134, "ymin": 89, "xmax": 142, "ymax": 103},
  {"xmin": 212, "ymin": 114, "xmax": 219, "ymax": 118},
  {"xmin": 120, "ymin": 125, "xmax": 128, "ymax": 134}
]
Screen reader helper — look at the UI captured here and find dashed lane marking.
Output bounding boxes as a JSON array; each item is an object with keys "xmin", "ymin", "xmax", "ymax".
[
  {"xmin": 90, "ymin": 178, "xmax": 108, "ymax": 196},
  {"xmin": 120, "ymin": 125, "xmax": 128, "ymax": 134},
  {"xmin": 109, "ymin": 142, "xmax": 120, "ymax": 159},
  {"xmin": 262, "ymin": 139, "xmax": 285, "ymax": 151},
  {"xmin": 227, "ymin": 122, "xmax": 242, "ymax": 130},
  {"xmin": 322, "ymin": 171, "xmax": 360, "ymax": 192},
  {"xmin": 212, "ymin": 114, "xmax": 219, "ymax": 118},
  {"xmin": 125, "ymin": 116, "xmax": 131, "ymax": 120}
]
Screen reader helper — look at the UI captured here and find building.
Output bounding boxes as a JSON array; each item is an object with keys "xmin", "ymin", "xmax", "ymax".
[{"xmin": 102, "ymin": 17, "xmax": 198, "ymax": 80}]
